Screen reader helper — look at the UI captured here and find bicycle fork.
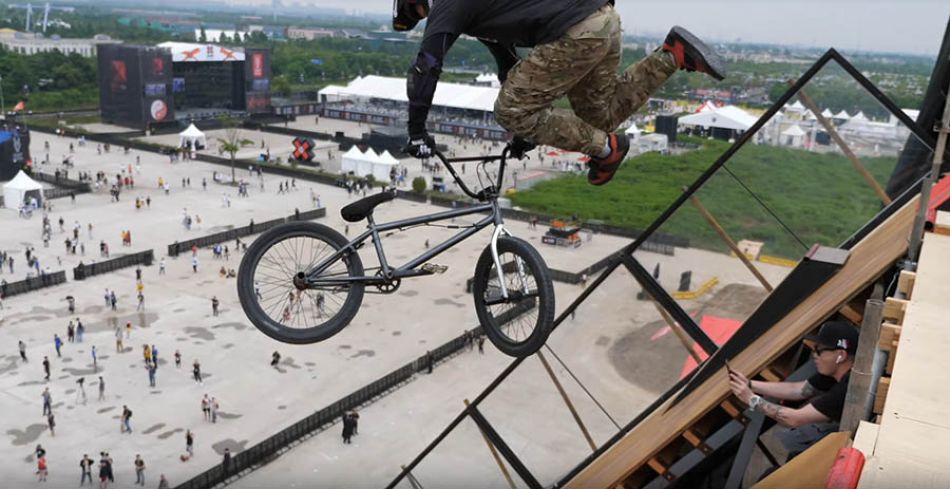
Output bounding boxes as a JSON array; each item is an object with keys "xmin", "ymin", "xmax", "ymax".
[{"xmin": 489, "ymin": 223, "xmax": 531, "ymax": 302}]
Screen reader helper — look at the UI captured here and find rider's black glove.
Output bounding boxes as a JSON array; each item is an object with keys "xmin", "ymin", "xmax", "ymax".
[
  {"xmin": 403, "ymin": 133, "xmax": 436, "ymax": 159},
  {"xmin": 509, "ymin": 136, "xmax": 536, "ymax": 160}
]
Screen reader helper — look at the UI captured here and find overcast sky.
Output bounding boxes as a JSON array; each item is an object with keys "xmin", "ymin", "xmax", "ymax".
[{"xmin": 299, "ymin": 0, "xmax": 949, "ymax": 56}]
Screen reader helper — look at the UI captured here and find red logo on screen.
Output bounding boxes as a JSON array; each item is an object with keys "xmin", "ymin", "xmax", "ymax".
[
  {"xmin": 152, "ymin": 57, "xmax": 165, "ymax": 75},
  {"xmin": 110, "ymin": 60, "xmax": 127, "ymax": 92},
  {"xmin": 252, "ymin": 53, "xmax": 264, "ymax": 78},
  {"xmin": 182, "ymin": 48, "xmax": 200, "ymax": 61}
]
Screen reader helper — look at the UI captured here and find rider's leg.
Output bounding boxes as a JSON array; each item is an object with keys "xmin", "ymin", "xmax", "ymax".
[
  {"xmin": 567, "ymin": 25, "xmax": 677, "ymax": 133},
  {"xmin": 494, "ymin": 5, "xmax": 616, "ymax": 157}
]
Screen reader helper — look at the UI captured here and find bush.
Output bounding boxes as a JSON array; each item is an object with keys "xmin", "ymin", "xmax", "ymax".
[{"xmin": 412, "ymin": 176, "xmax": 427, "ymax": 193}]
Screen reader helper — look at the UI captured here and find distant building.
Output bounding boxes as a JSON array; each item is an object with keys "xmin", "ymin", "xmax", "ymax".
[
  {"xmin": 287, "ymin": 27, "xmax": 337, "ymax": 41},
  {"xmin": 0, "ymin": 29, "xmax": 120, "ymax": 57}
]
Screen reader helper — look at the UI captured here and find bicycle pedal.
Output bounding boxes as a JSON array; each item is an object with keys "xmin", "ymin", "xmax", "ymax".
[{"xmin": 421, "ymin": 263, "xmax": 449, "ymax": 274}]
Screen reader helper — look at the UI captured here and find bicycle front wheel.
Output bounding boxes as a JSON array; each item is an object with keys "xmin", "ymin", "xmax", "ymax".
[
  {"xmin": 237, "ymin": 222, "xmax": 364, "ymax": 344},
  {"xmin": 472, "ymin": 237, "xmax": 555, "ymax": 358}
]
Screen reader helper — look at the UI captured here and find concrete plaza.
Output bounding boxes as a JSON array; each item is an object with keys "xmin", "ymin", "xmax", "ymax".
[{"xmin": 0, "ymin": 123, "xmax": 791, "ymax": 488}]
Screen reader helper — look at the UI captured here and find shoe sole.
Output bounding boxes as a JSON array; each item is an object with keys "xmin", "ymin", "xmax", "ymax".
[{"xmin": 671, "ymin": 25, "xmax": 726, "ymax": 81}]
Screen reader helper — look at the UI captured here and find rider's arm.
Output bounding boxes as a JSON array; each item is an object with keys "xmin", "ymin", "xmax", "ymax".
[
  {"xmin": 479, "ymin": 39, "xmax": 519, "ymax": 83},
  {"xmin": 407, "ymin": 31, "xmax": 459, "ymax": 138}
]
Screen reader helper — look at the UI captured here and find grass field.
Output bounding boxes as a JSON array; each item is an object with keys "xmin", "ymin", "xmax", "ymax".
[{"xmin": 510, "ymin": 138, "xmax": 897, "ymax": 259}]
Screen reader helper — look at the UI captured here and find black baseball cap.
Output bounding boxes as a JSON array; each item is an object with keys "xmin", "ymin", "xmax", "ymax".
[{"xmin": 804, "ymin": 321, "xmax": 859, "ymax": 355}]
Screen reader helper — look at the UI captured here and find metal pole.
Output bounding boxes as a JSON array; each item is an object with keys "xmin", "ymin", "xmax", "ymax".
[
  {"xmin": 464, "ymin": 400, "xmax": 516, "ymax": 489},
  {"xmin": 650, "ymin": 300, "xmax": 704, "ymax": 364},
  {"xmin": 536, "ymin": 351, "xmax": 598, "ymax": 452},
  {"xmin": 686, "ymin": 189, "xmax": 774, "ymax": 292},
  {"xmin": 839, "ymin": 298, "xmax": 884, "ymax": 435},
  {"xmin": 788, "ymin": 81, "xmax": 892, "ymax": 206},
  {"xmin": 906, "ymin": 77, "xmax": 950, "ymax": 264}
]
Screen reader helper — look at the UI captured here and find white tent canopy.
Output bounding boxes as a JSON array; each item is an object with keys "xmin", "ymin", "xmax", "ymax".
[
  {"xmin": 3, "ymin": 170, "xmax": 44, "ymax": 210},
  {"xmin": 678, "ymin": 105, "xmax": 759, "ymax": 131},
  {"xmin": 821, "ymin": 108, "xmax": 834, "ymax": 118},
  {"xmin": 179, "ymin": 124, "xmax": 207, "ymax": 149},
  {"xmin": 342, "ymin": 146, "xmax": 398, "ymax": 182},
  {"xmin": 325, "ymin": 75, "xmax": 499, "ymax": 113},
  {"xmin": 624, "ymin": 123, "xmax": 642, "ymax": 138},
  {"xmin": 833, "ymin": 110, "xmax": 851, "ymax": 120},
  {"xmin": 781, "ymin": 124, "xmax": 806, "ymax": 137}
]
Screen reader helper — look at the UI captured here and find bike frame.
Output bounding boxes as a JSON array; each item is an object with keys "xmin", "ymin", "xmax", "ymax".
[{"xmin": 303, "ymin": 149, "xmax": 515, "ymax": 297}]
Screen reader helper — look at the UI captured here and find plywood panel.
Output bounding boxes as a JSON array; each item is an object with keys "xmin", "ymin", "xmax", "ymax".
[
  {"xmin": 564, "ymin": 196, "xmax": 918, "ymax": 489},
  {"xmin": 753, "ymin": 431, "xmax": 851, "ymax": 489}
]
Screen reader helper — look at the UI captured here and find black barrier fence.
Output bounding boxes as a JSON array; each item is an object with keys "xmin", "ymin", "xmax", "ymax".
[
  {"xmin": 174, "ymin": 327, "xmax": 479, "ymax": 489},
  {"xmin": 167, "ymin": 208, "xmax": 326, "ymax": 257},
  {"xmin": 1, "ymin": 271, "xmax": 67, "ymax": 298},
  {"xmin": 31, "ymin": 171, "xmax": 93, "ymax": 193},
  {"xmin": 73, "ymin": 249, "xmax": 154, "ymax": 281}
]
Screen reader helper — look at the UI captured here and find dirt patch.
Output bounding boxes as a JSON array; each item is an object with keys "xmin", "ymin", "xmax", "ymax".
[{"xmin": 608, "ymin": 283, "xmax": 767, "ymax": 394}]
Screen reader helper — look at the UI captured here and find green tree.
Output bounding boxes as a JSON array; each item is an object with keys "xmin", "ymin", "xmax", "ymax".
[
  {"xmin": 217, "ymin": 121, "xmax": 254, "ymax": 183},
  {"xmin": 412, "ymin": 177, "xmax": 427, "ymax": 193}
]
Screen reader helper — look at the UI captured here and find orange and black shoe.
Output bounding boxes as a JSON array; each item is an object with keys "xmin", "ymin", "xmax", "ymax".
[
  {"xmin": 662, "ymin": 26, "xmax": 726, "ymax": 81},
  {"xmin": 587, "ymin": 133, "xmax": 630, "ymax": 186}
]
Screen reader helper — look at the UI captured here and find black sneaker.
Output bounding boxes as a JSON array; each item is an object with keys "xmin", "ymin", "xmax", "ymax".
[
  {"xmin": 662, "ymin": 26, "xmax": 726, "ymax": 81},
  {"xmin": 587, "ymin": 133, "xmax": 630, "ymax": 186}
]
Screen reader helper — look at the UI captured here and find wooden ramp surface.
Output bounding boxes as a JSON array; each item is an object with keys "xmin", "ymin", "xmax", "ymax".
[
  {"xmin": 857, "ymin": 229, "xmax": 950, "ymax": 488},
  {"xmin": 564, "ymin": 196, "xmax": 919, "ymax": 488}
]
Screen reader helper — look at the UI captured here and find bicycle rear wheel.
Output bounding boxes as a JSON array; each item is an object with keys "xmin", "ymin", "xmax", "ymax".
[
  {"xmin": 237, "ymin": 222, "xmax": 364, "ymax": 344},
  {"xmin": 472, "ymin": 237, "xmax": 555, "ymax": 358}
]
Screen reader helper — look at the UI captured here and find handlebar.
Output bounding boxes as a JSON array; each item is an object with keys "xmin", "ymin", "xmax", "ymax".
[{"xmin": 430, "ymin": 146, "xmax": 511, "ymax": 201}]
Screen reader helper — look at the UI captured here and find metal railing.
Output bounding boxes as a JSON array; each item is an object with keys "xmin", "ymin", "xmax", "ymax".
[
  {"xmin": 0, "ymin": 271, "xmax": 67, "ymax": 297},
  {"xmin": 73, "ymin": 249, "xmax": 154, "ymax": 280},
  {"xmin": 167, "ymin": 208, "xmax": 326, "ymax": 257}
]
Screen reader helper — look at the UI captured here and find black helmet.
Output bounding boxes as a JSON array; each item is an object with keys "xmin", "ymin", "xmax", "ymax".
[{"xmin": 393, "ymin": 0, "xmax": 430, "ymax": 31}]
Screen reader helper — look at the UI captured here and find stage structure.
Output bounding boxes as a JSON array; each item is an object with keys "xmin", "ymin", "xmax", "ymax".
[
  {"xmin": 97, "ymin": 43, "xmax": 272, "ymax": 129},
  {"xmin": 0, "ymin": 123, "xmax": 31, "ymax": 181}
]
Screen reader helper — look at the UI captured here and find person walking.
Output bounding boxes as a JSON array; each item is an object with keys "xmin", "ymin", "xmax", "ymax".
[
  {"xmin": 159, "ymin": 258, "xmax": 166, "ymax": 275},
  {"xmin": 147, "ymin": 362, "xmax": 157, "ymax": 387},
  {"xmin": 211, "ymin": 296, "xmax": 219, "ymax": 316},
  {"xmin": 126, "ymin": 321, "xmax": 132, "ymax": 339},
  {"xmin": 19, "ymin": 340, "xmax": 27, "ymax": 362},
  {"xmin": 192, "ymin": 255, "xmax": 199, "ymax": 273},
  {"xmin": 54, "ymin": 334, "xmax": 63, "ymax": 357},
  {"xmin": 98, "ymin": 376, "xmax": 105, "ymax": 401},
  {"xmin": 201, "ymin": 394, "xmax": 210, "ymax": 421},
  {"xmin": 37, "ymin": 454, "xmax": 48, "ymax": 482},
  {"xmin": 222, "ymin": 448, "xmax": 232, "ymax": 477},
  {"xmin": 211, "ymin": 397, "xmax": 219, "ymax": 424},
  {"xmin": 342, "ymin": 413, "xmax": 355, "ymax": 444},
  {"xmin": 80, "ymin": 454, "xmax": 94, "ymax": 486},
  {"xmin": 91, "ymin": 345, "xmax": 97, "ymax": 372},
  {"xmin": 76, "ymin": 377, "xmax": 87, "ymax": 403},
  {"xmin": 271, "ymin": 351, "xmax": 281, "ymax": 369},
  {"xmin": 76, "ymin": 319, "xmax": 85, "ymax": 342},
  {"xmin": 121, "ymin": 405, "xmax": 133, "ymax": 433},
  {"xmin": 42, "ymin": 387, "xmax": 52, "ymax": 416},
  {"xmin": 134, "ymin": 455, "xmax": 145, "ymax": 486},
  {"xmin": 425, "ymin": 350, "xmax": 434, "ymax": 374},
  {"xmin": 174, "ymin": 350, "xmax": 181, "ymax": 369},
  {"xmin": 47, "ymin": 411, "xmax": 56, "ymax": 436},
  {"xmin": 185, "ymin": 430, "xmax": 194, "ymax": 458},
  {"xmin": 158, "ymin": 474, "xmax": 170, "ymax": 489},
  {"xmin": 193, "ymin": 360, "xmax": 203, "ymax": 384},
  {"xmin": 478, "ymin": 336, "xmax": 485, "ymax": 354},
  {"xmin": 98, "ymin": 454, "xmax": 110, "ymax": 489},
  {"xmin": 43, "ymin": 356, "xmax": 51, "ymax": 381},
  {"xmin": 115, "ymin": 326, "xmax": 124, "ymax": 353}
]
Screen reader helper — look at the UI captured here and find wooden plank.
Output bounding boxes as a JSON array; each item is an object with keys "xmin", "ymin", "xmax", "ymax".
[
  {"xmin": 885, "ymin": 340, "xmax": 898, "ymax": 375},
  {"xmin": 882, "ymin": 297, "xmax": 908, "ymax": 324},
  {"xmin": 873, "ymin": 377, "xmax": 891, "ymax": 415},
  {"xmin": 896, "ymin": 270, "xmax": 916, "ymax": 299},
  {"xmin": 563, "ymin": 195, "xmax": 918, "ymax": 489},
  {"xmin": 760, "ymin": 367, "xmax": 782, "ymax": 383},
  {"xmin": 753, "ymin": 431, "xmax": 851, "ymax": 489},
  {"xmin": 878, "ymin": 323, "xmax": 901, "ymax": 351},
  {"xmin": 852, "ymin": 420, "xmax": 880, "ymax": 456},
  {"xmin": 934, "ymin": 210, "xmax": 950, "ymax": 236},
  {"xmin": 858, "ymin": 417, "xmax": 950, "ymax": 489}
]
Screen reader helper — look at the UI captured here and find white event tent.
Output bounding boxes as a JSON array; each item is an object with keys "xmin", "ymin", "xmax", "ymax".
[
  {"xmin": 318, "ymin": 75, "xmax": 499, "ymax": 113},
  {"xmin": 3, "ymin": 170, "xmax": 44, "ymax": 209},
  {"xmin": 341, "ymin": 146, "xmax": 398, "ymax": 182},
  {"xmin": 179, "ymin": 124, "xmax": 207, "ymax": 149},
  {"xmin": 678, "ymin": 105, "xmax": 759, "ymax": 132}
]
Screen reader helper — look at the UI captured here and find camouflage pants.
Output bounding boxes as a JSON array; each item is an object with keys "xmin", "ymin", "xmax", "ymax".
[{"xmin": 495, "ymin": 4, "xmax": 677, "ymax": 155}]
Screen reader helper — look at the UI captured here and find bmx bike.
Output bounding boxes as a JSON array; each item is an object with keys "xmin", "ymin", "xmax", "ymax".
[{"xmin": 237, "ymin": 146, "xmax": 555, "ymax": 358}]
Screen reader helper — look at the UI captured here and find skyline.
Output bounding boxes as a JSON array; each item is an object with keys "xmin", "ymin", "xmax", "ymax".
[{"xmin": 241, "ymin": 0, "xmax": 949, "ymax": 56}]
